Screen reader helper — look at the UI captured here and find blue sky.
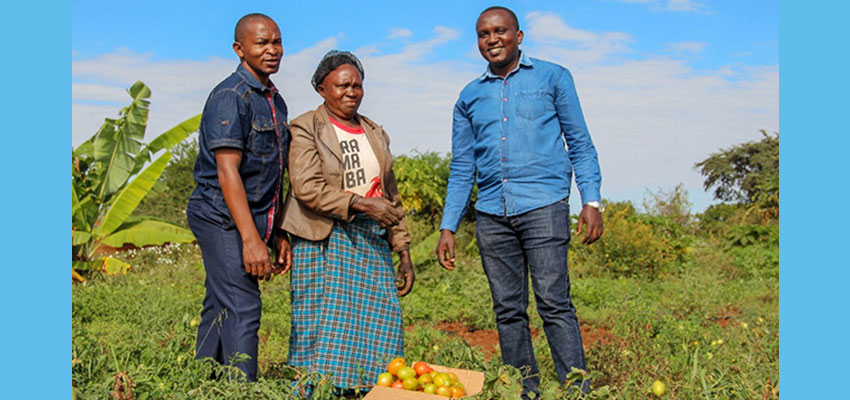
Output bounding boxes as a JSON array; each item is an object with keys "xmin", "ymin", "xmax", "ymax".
[{"xmin": 72, "ymin": 0, "xmax": 778, "ymax": 212}]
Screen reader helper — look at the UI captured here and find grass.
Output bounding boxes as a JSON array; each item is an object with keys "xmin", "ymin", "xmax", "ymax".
[{"xmin": 72, "ymin": 224, "xmax": 777, "ymax": 399}]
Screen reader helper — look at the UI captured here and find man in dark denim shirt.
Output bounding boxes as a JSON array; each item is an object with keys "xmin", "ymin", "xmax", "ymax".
[
  {"xmin": 437, "ymin": 7, "xmax": 604, "ymax": 397},
  {"xmin": 186, "ymin": 13, "xmax": 291, "ymax": 381}
]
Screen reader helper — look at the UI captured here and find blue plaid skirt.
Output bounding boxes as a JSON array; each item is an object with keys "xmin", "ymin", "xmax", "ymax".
[{"xmin": 288, "ymin": 215, "xmax": 404, "ymax": 388}]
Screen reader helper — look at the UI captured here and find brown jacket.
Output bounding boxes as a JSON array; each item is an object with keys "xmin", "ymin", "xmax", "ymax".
[{"xmin": 279, "ymin": 104, "xmax": 411, "ymax": 252}]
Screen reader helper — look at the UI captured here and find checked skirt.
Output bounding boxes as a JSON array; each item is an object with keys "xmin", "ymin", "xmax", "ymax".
[{"xmin": 288, "ymin": 215, "xmax": 404, "ymax": 388}]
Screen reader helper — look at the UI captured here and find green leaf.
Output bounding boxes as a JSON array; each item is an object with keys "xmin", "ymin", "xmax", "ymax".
[
  {"xmin": 101, "ymin": 220, "xmax": 194, "ymax": 248},
  {"xmin": 73, "ymin": 230, "xmax": 92, "ymax": 246},
  {"xmin": 94, "ymin": 150, "xmax": 172, "ymax": 238},
  {"xmin": 101, "ymin": 256, "xmax": 133, "ymax": 275},
  {"xmin": 95, "ymin": 82, "xmax": 151, "ymax": 201},
  {"xmin": 134, "ymin": 114, "xmax": 201, "ymax": 172},
  {"xmin": 73, "ymin": 260, "xmax": 99, "ymax": 271}
]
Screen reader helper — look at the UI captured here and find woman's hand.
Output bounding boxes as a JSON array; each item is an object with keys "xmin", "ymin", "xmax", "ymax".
[
  {"xmin": 396, "ymin": 250, "xmax": 414, "ymax": 297},
  {"xmin": 351, "ymin": 197, "xmax": 403, "ymax": 227},
  {"xmin": 273, "ymin": 231, "xmax": 293, "ymax": 275}
]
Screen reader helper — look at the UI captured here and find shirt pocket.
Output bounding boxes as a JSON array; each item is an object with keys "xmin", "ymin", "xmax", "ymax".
[
  {"xmin": 515, "ymin": 89, "xmax": 552, "ymax": 121},
  {"xmin": 248, "ymin": 116, "xmax": 278, "ymax": 156}
]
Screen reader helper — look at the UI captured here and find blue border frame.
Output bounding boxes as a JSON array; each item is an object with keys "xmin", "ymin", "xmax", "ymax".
[{"xmin": 779, "ymin": 0, "xmax": 848, "ymax": 397}]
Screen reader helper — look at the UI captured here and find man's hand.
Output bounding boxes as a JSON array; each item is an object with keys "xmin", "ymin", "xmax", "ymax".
[
  {"xmin": 436, "ymin": 229, "xmax": 456, "ymax": 270},
  {"xmin": 273, "ymin": 232, "xmax": 292, "ymax": 275},
  {"xmin": 351, "ymin": 197, "xmax": 402, "ymax": 227},
  {"xmin": 396, "ymin": 250, "xmax": 414, "ymax": 297},
  {"xmin": 242, "ymin": 235, "xmax": 274, "ymax": 280},
  {"xmin": 576, "ymin": 205, "xmax": 604, "ymax": 245}
]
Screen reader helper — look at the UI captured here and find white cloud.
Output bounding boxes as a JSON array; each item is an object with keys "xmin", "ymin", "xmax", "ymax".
[
  {"xmin": 388, "ymin": 27, "xmax": 413, "ymax": 39},
  {"xmin": 71, "ymin": 13, "xmax": 776, "ymax": 211},
  {"xmin": 666, "ymin": 41, "xmax": 707, "ymax": 54},
  {"xmin": 621, "ymin": 0, "xmax": 706, "ymax": 13}
]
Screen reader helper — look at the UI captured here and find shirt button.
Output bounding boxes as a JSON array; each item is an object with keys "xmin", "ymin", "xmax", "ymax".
[
  {"xmin": 503, "ymin": 178, "xmax": 508, "ymax": 183},
  {"xmin": 503, "ymin": 117, "xmax": 508, "ymax": 121},
  {"xmin": 502, "ymin": 157, "xmax": 507, "ymax": 161},
  {"xmin": 501, "ymin": 137, "xmax": 506, "ymax": 141},
  {"xmin": 503, "ymin": 97, "xmax": 508, "ymax": 102}
]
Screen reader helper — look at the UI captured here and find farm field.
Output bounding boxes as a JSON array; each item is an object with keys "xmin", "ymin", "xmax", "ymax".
[{"xmin": 72, "ymin": 217, "xmax": 778, "ymax": 399}]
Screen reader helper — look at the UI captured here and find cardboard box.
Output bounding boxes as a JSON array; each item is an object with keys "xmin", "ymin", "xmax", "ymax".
[{"xmin": 362, "ymin": 364, "xmax": 485, "ymax": 399}]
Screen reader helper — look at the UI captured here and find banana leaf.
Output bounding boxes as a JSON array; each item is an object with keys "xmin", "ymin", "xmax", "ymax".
[
  {"xmin": 93, "ymin": 150, "xmax": 171, "ymax": 239},
  {"xmin": 101, "ymin": 220, "xmax": 194, "ymax": 248},
  {"xmin": 133, "ymin": 114, "xmax": 201, "ymax": 174},
  {"xmin": 72, "ymin": 230, "xmax": 91, "ymax": 246},
  {"xmin": 95, "ymin": 81, "xmax": 151, "ymax": 201},
  {"xmin": 101, "ymin": 256, "xmax": 133, "ymax": 275}
]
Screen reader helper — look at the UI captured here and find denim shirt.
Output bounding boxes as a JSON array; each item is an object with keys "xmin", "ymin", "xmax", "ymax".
[
  {"xmin": 440, "ymin": 53, "xmax": 601, "ymax": 233},
  {"xmin": 190, "ymin": 64, "xmax": 289, "ymax": 239}
]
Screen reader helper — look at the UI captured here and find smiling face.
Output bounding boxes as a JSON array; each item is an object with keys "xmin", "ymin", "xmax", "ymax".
[
  {"xmin": 317, "ymin": 64, "xmax": 364, "ymax": 122},
  {"xmin": 233, "ymin": 17, "xmax": 283, "ymax": 86},
  {"xmin": 476, "ymin": 9, "xmax": 523, "ymax": 77}
]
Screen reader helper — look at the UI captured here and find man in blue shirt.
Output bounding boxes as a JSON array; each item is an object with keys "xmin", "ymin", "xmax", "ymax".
[
  {"xmin": 187, "ymin": 13, "xmax": 291, "ymax": 381},
  {"xmin": 436, "ymin": 6, "xmax": 604, "ymax": 396}
]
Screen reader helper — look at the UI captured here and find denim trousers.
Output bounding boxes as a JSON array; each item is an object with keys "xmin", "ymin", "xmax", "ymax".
[
  {"xmin": 187, "ymin": 200, "xmax": 262, "ymax": 381},
  {"xmin": 476, "ymin": 199, "xmax": 586, "ymax": 395}
]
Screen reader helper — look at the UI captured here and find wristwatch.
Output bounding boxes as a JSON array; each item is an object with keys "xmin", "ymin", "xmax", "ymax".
[{"xmin": 584, "ymin": 201, "xmax": 605, "ymax": 213}]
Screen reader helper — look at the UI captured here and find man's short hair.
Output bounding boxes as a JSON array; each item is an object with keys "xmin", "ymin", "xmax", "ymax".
[
  {"xmin": 479, "ymin": 6, "xmax": 520, "ymax": 30},
  {"xmin": 311, "ymin": 50, "xmax": 365, "ymax": 91},
  {"xmin": 234, "ymin": 13, "xmax": 274, "ymax": 43}
]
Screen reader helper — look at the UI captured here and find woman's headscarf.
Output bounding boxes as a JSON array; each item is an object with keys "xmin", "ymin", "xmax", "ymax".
[{"xmin": 311, "ymin": 50, "xmax": 365, "ymax": 91}]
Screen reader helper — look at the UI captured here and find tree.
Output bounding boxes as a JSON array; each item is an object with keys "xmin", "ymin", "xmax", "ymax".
[
  {"xmin": 72, "ymin": 81, "xmax": 201, "ymax": 282},
  {"xmin": 695, "ymin": 130, "xmax": 778, "ymax": 224}
]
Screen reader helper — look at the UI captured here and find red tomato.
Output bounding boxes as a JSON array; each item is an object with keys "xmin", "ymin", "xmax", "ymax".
[
  {"xmin": 413, "ymin": 361, "xmax": 432, "ymax": 376},
  {"xmin": 450, "ymin": 386, "xmax": 465, "ymax": 398},
  {"xmin": 391, "ymin": 379, "xmax": 404, "ymax": 389}
]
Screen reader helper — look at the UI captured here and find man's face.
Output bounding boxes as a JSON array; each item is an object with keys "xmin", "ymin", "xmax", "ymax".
[
  {"xmin": 476, "ymin": 10, "xmax": 523, "ymax": 74},
  {"xmin": 233, "ymin": 18, "xmax": 283, "ymax": 83},
  {"xmin": 317, "ymin": 64, "xmax": 364, "ymax": 121}
]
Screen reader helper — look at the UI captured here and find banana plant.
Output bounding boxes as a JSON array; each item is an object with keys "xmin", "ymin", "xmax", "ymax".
[{"xmin": 72, "ymin": 81, "xmax": 201, "ymax": 282}]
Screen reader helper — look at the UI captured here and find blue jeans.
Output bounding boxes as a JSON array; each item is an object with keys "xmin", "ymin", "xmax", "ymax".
[
  {"xmin": 187, "ymin": 199, "xmax": 262, "ymax": 381},
  {"xmin": 476, "ymin": 199, "xmax": 586, "ymax": 395}
]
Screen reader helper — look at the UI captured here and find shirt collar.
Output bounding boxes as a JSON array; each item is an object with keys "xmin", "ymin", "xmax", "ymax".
[
  {"xmin": 480, "ymin": 51, "xmax": 534, "ymax": 81},
  {"xmin": 235, "ymin": 63, "xmax": 276, "ymax": 93}
]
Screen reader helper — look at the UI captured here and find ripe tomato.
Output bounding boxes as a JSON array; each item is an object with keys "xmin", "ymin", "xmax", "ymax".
[
  {"xmin": 413, "ymin": 361, "xmax": 432, "ymax": 376},
  {"xmin": 435, "ymin": 385, "xmax": 452, "ymax": 397},
  {"xmin": 376, "ymin": 372, "xmax": 393, "ymax": 387},
  {"xmin": 397, "ymin": 366, "xmax": 417, "ymax": 381},
  {"xmin": 450, "ymin": 386, "xmax": 465, "ymax": 398},
  {"xmin": 387, "ymin": 358, "xmax": 406, "ymax": 376},
  {"xmin": 391, "ymin": 379, "xmax": 404, "ymax": 389},
  {"xmin": 447, "ymin": 372, "xmax": 459, "ymax": 384}
]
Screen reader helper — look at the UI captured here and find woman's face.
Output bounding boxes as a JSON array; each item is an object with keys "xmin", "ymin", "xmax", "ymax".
[{"xmin": 318, "ymin": 64, "xmax": 363, "ymax": 121}]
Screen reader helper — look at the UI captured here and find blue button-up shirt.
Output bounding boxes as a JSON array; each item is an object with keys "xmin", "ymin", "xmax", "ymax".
[
  {"xmin": 190, "ymin": 64, "xmax": 289, "ymax": 239},
  {"xmin": 440, "ymin": 53, "xmax": 601, "ymax": 233}
]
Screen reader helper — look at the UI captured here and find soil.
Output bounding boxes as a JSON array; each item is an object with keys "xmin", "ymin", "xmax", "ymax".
[
  {"xmin": 710, "ymin": 305, "xmax": 742, "ymax": 328},
  {"xmin": 433, "ymin": 320, "xmax": 616, "ymax": 360}
]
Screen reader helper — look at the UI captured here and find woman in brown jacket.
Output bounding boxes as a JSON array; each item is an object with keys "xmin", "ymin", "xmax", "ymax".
[{"xmin": 278, "ymin": 50, "xmax": 414, "ymax": 393}]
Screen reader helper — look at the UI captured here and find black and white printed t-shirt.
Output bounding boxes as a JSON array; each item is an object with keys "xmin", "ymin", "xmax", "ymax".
[{"xmin": 329, "ymin": 116, "xmax": 383, "ymax": 198}]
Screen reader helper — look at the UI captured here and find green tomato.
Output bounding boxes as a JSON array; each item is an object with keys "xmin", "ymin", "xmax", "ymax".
[
  {"xmin": 423, "ymin": 383, "xmax": 438, "ymax": 394},
  {"xmin": 652, "ymin": 380, "xmax": 666, "ymax": 396},
  {"xmin": 402, "ymin": 377, "xmax": 419, "ymax": 391},
  {"xmin": 397, "ymin": 366, "xmax": 417, "ymax": 381},
  {"xmin": 376, "ymin": 372, "xmax": 393, "ymax": 387}
]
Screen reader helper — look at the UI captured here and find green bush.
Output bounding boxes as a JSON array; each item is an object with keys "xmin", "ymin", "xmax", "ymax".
[{"xmin": 570, "ymin": 201, "xmax": 680, "ymax": 277}]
